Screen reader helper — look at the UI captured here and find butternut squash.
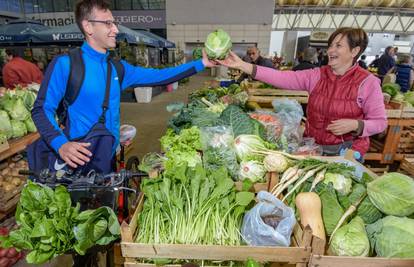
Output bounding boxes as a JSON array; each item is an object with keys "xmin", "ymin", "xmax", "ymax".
[{"xmin": 295, "ymin": 192, "xmax": 326, "ymax": 241}]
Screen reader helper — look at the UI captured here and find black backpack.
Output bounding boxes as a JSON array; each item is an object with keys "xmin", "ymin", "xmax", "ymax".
[{"xmin": 57, "ymin": 47, "xmax": 125, "ymax": 125}]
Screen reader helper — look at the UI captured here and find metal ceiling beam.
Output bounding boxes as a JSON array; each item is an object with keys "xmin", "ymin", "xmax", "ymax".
[
  {"xmin": 272, "ymin": 3, "xmax": 414, "ymax": 33},
  {"xmin": 274, "ymin": 5, "xmax": 414, "ymax": 16}
]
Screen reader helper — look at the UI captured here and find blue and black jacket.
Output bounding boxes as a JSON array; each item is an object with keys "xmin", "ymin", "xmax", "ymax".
[
  {"xmin": 32, "ymin": 42, "xmax": 205, "ymax": 154},
  {"xmin": 395, "ymin": 63, "xmax": 412, "ymax": 93}
]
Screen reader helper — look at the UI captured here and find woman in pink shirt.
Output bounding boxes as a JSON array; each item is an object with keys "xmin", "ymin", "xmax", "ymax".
[{"xmin": 218, "ymin": 27, "xmax": 387, "ymax": 159}]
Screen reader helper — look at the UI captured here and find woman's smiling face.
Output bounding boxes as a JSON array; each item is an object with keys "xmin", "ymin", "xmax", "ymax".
[{"xmin": 327, "ymin": 33, "xmax": 362, "ymax": 75}]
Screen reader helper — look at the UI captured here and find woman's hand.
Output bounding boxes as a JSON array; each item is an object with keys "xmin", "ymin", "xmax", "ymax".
[
  {"xmin": 326, "ymin": 119, "xmax": 359, "ymax": 135},
  {"xmin": 201, "ymin": 49, "xmax": 217, "ymax": 68},
  {"xmin": 216, "ymin": 51, "xmax": 253, "ymax": 74}
]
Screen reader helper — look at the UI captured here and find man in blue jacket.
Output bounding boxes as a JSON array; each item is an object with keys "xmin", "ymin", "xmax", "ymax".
[
  {"xmin": 29, "ymin": 0, "xmax": 215, "ymax": 174},
  {"xmin": 393, "ymin": 53, "xmax": 414, "ymax": 93}
]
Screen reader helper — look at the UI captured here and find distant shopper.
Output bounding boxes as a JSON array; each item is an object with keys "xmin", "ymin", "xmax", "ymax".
[
  {"xmin": 358, "ymin": 55, "xmax": 367, "ymax": 69},
  {"xmin": 369, "ymin": 54, "xmax": 380, "ymax": 67},
  {"xmin": 293, "ymin": 47, "xmax": 318, "ymax": 71},
  {"xmin": 2, "ymin": 49, "xmax": 43, "ymax": 88},
  {"xmin": 318, "ymin": 49, "xmax": 329, "ymax": 66},
  {"xmin": 377, "ymin": 46, "xmax": 396, "ymax": 79},
  {"xmin": 237, "ymin": 47, "xmax": 273, "ymax": 82},
  {"xmin": 391, "ymin": 53, "xmax": 414, "ymax": 92}
]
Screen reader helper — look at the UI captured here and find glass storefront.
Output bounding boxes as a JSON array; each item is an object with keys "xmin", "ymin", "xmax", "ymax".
[{"xmin": 0, "ymin": 0, "xmax": 165, "ymax": 14}]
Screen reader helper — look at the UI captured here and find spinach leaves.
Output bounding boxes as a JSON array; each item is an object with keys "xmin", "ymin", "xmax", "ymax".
[{"xmin": 0, "ymin": 181, "xmax": 120, "ymax": 264}]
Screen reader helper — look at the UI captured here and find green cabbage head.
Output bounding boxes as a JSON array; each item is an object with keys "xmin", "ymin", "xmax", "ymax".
[
  {"xmin": 404, "ymin": 91, "xmax": 414, "ymax": 106},
  {"xmin": 368, "ymin": 172, "xmax": 414, "ymax": 216},
  {"xmin": 329, "ymin": 216, "xmax": 370, "ymax": 257},
  {"xmin": 24, "ymin": 117, "xmax": 37, "ymax": 133},
  {"xmin": 204, "ymin": 29, "xmax": 232, "ymax": 60},
  {"xmin": 9, "ymin": 98, "xmax": 30, "ymax": 121},
  {"xmin": 11, "ymin": 120, "xmax": 27, "ymax": 138},
  {"xmin": 366, "ymin": 216, "xmax": 414, "ymax": 258},
  {"xmin": 21, "ymin": 90, "xmax": 37, "ymax": 110},
  {"xmin": 0, "ymin": 110, "xmax": 12, "ymax": 138}
]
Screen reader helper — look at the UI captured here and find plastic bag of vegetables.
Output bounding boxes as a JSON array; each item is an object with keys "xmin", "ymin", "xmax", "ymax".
[
  {"xmin": 204, "ymin": 29, "xmax": 232, "ymax": 60},
  {"xmin": 366, "ymin": 216, "xmax": 414, "ymax": 258},
  {"xmin": 367, "ymin": 172, "xmax": 414, "ymax": 216},
  {"xmin": 200, "ymin": 126, "xmax": 239, "ymax": 179},
  {"xmin": 329, "ymin": 216, "xmax": 370, "ymax": 257},
  {"xmin": 242, "ymin": 191, "xmax": 296, "ymax": 246}
]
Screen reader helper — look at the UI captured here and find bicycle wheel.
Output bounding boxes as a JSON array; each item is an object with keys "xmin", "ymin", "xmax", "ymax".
[
  {"xmin": 125, "ymin": 156, "xmax": 141, "ymax": 219},
  {"xmin": 126, "ymin": 156, "xmax": 139, "ymax": 171}
]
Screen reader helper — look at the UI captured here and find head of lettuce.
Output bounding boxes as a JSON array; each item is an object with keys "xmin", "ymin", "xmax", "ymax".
[{"xmin": 205, "ymin": 29, "xmax": 232, "ymax": 60}]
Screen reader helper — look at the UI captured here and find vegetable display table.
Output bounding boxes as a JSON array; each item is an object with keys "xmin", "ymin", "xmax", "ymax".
[
  {"xmin": 247, "ymin": 88, "xmax": 309, "ymax": 109},
  {"xmin": 121, "ymin": 193, "xmax": 313, "ymax": 267},
  {"xmin": 365, "ymin": 118, "xmax": 414, "ymax": 164},
  {"xmin": 0, "ymin": 132, "xmax": 39, "ymax": 162}
]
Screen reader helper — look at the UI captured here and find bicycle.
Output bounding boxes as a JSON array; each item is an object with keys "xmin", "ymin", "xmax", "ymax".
[
  {"xmin": 117, "ymin": 124, "xmax": 141, "ymax": 222},
  {"xmin": 22, "ymin": 168, "xmax": 148, "ymax": 267}
]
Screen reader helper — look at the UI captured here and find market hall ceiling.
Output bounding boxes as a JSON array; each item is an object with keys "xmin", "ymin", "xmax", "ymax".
[{"xmin": 273, "ymin": 0, "xmax": 414, "ymax": 33}]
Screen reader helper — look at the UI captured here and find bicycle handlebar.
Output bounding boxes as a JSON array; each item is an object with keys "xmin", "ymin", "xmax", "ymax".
[{"xmin": 20, "ymin": 169, "xmax": 148, "ymax": 188}]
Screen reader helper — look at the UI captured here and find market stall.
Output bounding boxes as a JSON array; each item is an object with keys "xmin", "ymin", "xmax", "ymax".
[{"xmin": 1, "ymin": 24, "xmax": 414, "ymax": 267}]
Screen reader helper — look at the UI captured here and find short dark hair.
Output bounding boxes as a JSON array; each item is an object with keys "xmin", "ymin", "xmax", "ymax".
[
  {"xmin": 385, "ymin": 46, "xmax": 394, "ymax": 55},
  {"xmin": 5, "ymin": 49, "xmax": 17, "ymax": 57},
  {"xmin": 75, "ymin": 0, "xmax": 111, "ymax": 34},
  {"xmin": 328, "ymin": 27, "xmax": 368, "ymax": 62}
]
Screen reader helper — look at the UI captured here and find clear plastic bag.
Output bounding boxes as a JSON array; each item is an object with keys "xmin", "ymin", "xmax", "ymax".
[
  {"xmin": 249, "ymin": 111, "xmax": 283, "ymax": 143},
  {"xmin": 242, "ymin": 191, "xmax": 296, "ymax": 247},
  {"xmin": 294, "ymin": 137, "xmax": 323, "ymax": 156},
  {"xmin": 272, "ymin": 98, "xmax": 304, "ymax": 152},
  {"xmin": 200, "ymin": 126, "xmax": 239, "ymax": 179}
]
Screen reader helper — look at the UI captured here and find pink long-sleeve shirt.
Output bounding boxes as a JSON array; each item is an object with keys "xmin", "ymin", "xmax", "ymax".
[{"xmin": 254, "ymin": 65, "xmax": 387, "ymax": 137}]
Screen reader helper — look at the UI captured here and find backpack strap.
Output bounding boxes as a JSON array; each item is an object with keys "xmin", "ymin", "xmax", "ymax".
[
  {"xmin": 98, "ymin": 58, "xmax": 112, "ymax": 124},
  {"xmin": 57, "ymin": 48, "xmax": 85, "ymax": 125},
  {"xmin": 65, "ymin": 48, "xmax": 85, "ymax": 105}
]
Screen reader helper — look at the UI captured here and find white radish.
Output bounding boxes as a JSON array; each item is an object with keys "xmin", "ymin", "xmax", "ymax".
[
  {"xmin": 273, "ymin": 169, "xmax": 305, "ymax": 197},
  {"xmin": 310, "ymin": 168, "xmax": 327, "ymax": 192},
  {"xmin": 271, "ymin": 166, "xmax": 299, "ymax": 194},
  {"xmin": 282, "ymin": 165, "xmax": 326, "ymax": 202}
]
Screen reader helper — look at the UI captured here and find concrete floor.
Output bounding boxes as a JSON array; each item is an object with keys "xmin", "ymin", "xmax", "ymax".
[
  {"xmin": 121, "ymin": 72, "xmax": 211, "ymax": 161},
  {"xmin": 13, "ymin": 72, "xmax": 212, "ymax": 267}
]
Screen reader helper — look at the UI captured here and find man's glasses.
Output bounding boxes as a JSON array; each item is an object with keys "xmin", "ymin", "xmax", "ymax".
[{"xmin": 88, "ymin": 19, "xmax": 119, "ymax": 28}]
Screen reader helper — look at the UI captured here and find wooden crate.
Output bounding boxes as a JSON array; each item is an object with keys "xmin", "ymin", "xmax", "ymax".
[
  {"xmin": 309, "ymin": 255, "xmax": 414, "ymax": 267},
  {"xmin": 234, "ymin": 172, "xmax": 278, "ymax": 193},
  {"xmin": 398, "ymin": 157, "xmax": 414, "ymax": 177},
  {"xmin": 120, "ymin": 194, "xmax": 313, "ymax": 267},
  {"xmin": 386, "ymin": 101, "xmax": 403, "ymax": 118},
  {"xmin": 309, "ymin": 153, "xmax": 414, "ymax": 267},
  {"xmin": 366, "ymin": 118, "xmax": 414, "ymax": 163},
  {"xmin": 0, "ymin": 132, "xmax": 40, "ymax": 161},
  {"xmin": 401, "ymin": 102, "xmax": 414, "ymax": 118},
  {"xmin": 0, "ymin": 138, "xmax": 9, "ymax": 154},
  {"xmin": 247, "ymin": 89, "xmax": 309, "ymax": 108},
  {"xmin": 0, "ymin": 180, "xmax": 25, "ymax": 213},
  {"xmin": 114, "ymin": 243, "xmax": 125, "ymax": 267}
]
